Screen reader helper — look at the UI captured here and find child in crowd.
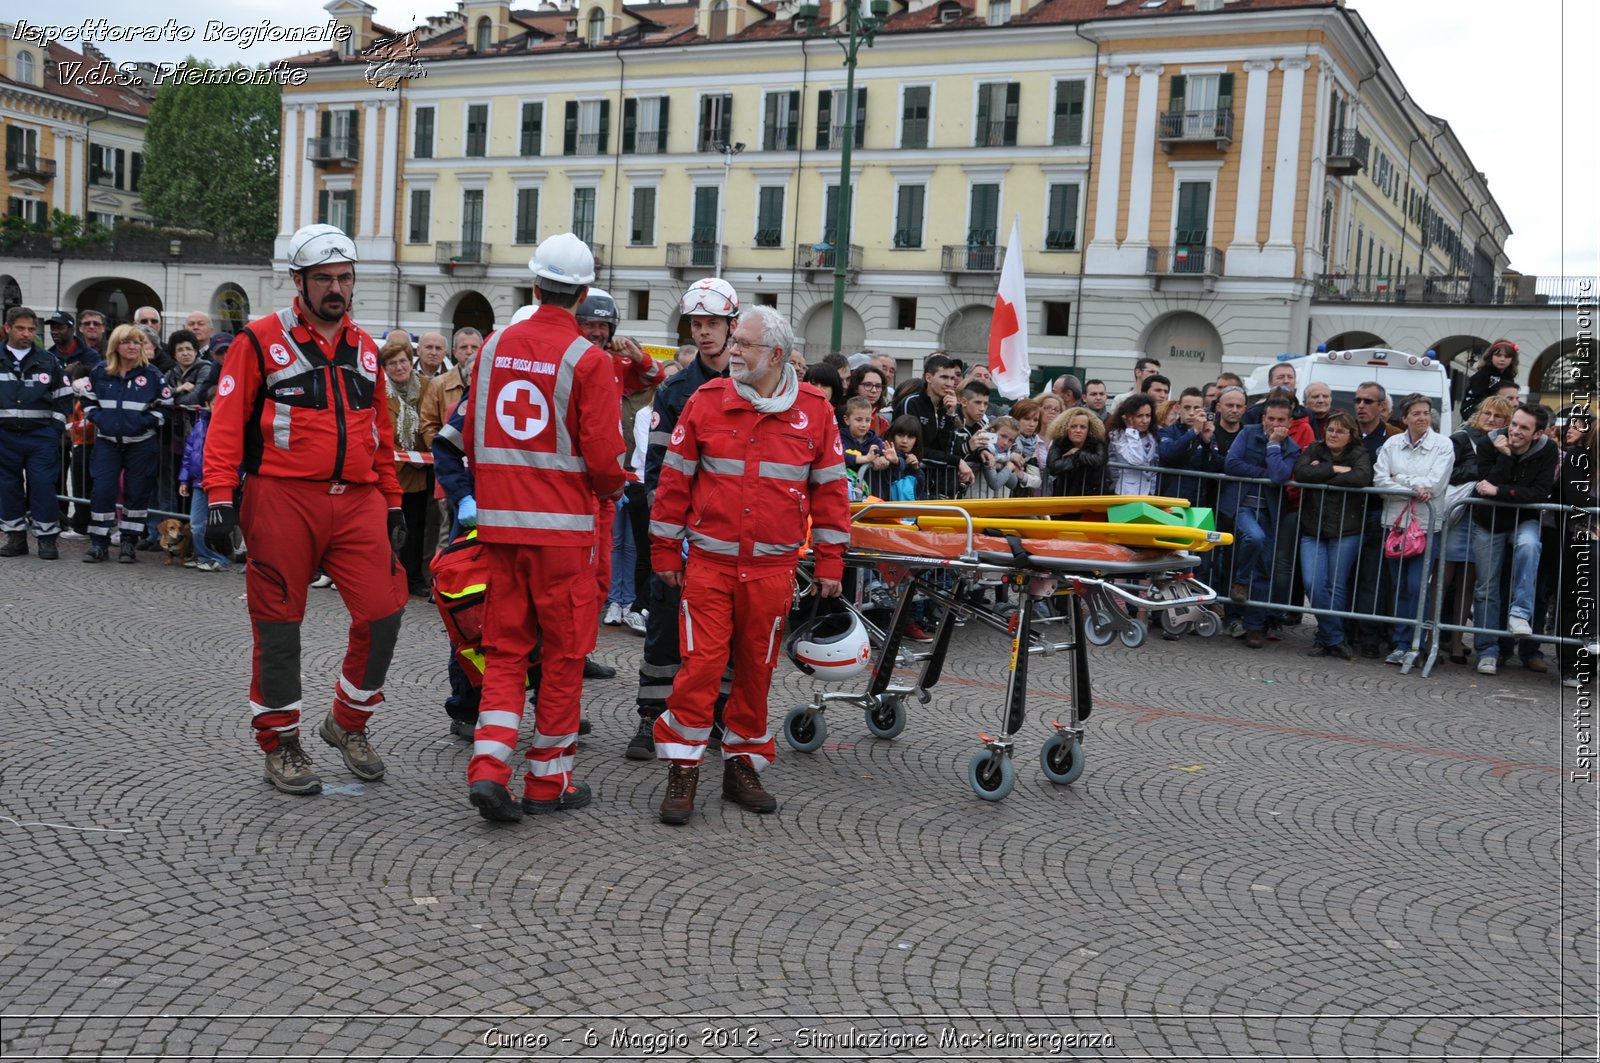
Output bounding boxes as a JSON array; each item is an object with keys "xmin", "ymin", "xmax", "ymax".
[
  {"xmin": 974, "ymin": 414, "xmax": 1040, "ymax": 498},
  {"xmin": 840, "ymin": 396, "xmax": 893, "ymax": 499},
  {"xmin": 884, "ymin": 414, "xmax": 925, "ymax": 503},
  {"xmin": 177, "ymin": 385, "xmax": 231, "ymax": 572},
  {"xmin": 1010, "ymin": 399, "xmax": 1045, "ymax": 471}
]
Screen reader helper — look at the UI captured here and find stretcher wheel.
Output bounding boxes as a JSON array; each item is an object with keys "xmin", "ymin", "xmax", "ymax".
[
  {"xmin": 1118, "ymin": 618, "xmax": 1147, "ymax": 649},
  {"xmin": 1039, "ymin": 732, "xmax": 1085, "ymax": 785},
  {"xmin": 967, "ymin": 750, "xmax": 1015, "ymax": 802},
  {"xmin": 1084, "ymin": 611, "xmax": 1116, "ymax": 646},
  {"xmin": 783, "ymin": 705, "xmax": 826, "ymax": 754},
  {"xmin": 864, "ymin": 695, "xmax": 907, "ymax": 740},
  {"xmin": 1194, "ymin": 611, "xmax": 1221, "ymax": 638}
]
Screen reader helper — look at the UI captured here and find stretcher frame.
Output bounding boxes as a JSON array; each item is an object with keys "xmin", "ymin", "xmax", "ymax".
[{"xmin": 790, "ymin": 501, "xmax": 1219, "ymax": 801}]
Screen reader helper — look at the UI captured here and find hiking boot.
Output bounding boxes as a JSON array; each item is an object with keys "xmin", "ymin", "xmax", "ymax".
[
  {"xmin": 449, "ymin": 717, "xmax": 476, "ymax": 741},
  {"xmin": 318, "ymin": 712, "xmax": 386, "ymax": 781},
  {"xmin": 0, "ymin": 532, "xmax": 28, "ymax": 558},
  {"xmin": 521, "ymin": 780, "xmax": 592, "ymax": 815},
  {"xmin": 1522, "ymin": 655, "xmax": 1548, "ymax": 674},
  {"xmin": 117, "ymin": 539, "xmax": 137, "ymax": 563},
  {"xmin": 1229, "ymin": 582, "xmax": 1249, "ymax": 604},
  {"xmin": 625, "ymin": 715, "xmax": 657, "ymax": 761},
  {"xmin": 1243, "ymin": 629, "xmax": 1265, "ymax": 649},
  {"xmin": 579, "ymin": 716, "xmax": 593, "ymax": 736},
  {"xmin": 722, "ymin": 758, "xmax": 777, "ymax": 814},
  {"xmin": 1327, "ymin": 643, "xmax": 1355, "ymax": 661},
  {"xmin": 469, "ymin": 779, "xmax": 524, "ymax": 823},
  {"xmin": 658, "ymin": 764, "xmax": 699, "ymax": 825},
  {"xmin": 83, "ymin": 540, "xmax": 109, "ymax": 563},
  {"xmin": 264, "ymin": 733, "xmax": 322, "ymax": 795},
  {"xmin": 35, "ymin": 536, "xmax": 57, "ymax": 561},
  {"xmin": 583, "ymin": 657, "xmax": 617, "ymax": 680}
]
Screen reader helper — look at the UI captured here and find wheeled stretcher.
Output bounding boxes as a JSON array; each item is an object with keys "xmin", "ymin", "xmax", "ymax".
[{"xmin": 789, "ymin": 497, "xmax": 1231, "ymax": 801}]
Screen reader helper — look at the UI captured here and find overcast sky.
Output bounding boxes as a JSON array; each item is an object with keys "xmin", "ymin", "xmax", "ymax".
[{"xmin": 33, "ymin": 0, "xmax": 1596, "ymax": 279}]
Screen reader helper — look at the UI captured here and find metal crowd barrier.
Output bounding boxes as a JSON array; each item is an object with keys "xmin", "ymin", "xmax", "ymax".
[{"xmin": 54, "ymin": 414, "xmax": 194, "ymax": 537}]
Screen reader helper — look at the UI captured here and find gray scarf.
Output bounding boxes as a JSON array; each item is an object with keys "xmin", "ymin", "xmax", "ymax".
[
  {"xmin": 390, "ymin": 373, "xmax": 423, "ymax": 450},
  {"xmin": 733, "ymin": 363, "xmax": 800, "ymax": 415}
]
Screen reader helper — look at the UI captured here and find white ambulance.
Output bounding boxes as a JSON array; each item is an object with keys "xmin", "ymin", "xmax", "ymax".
[{"xmin": 1243, "ymin": 348, "xmax": 1458, "ymax": 434}]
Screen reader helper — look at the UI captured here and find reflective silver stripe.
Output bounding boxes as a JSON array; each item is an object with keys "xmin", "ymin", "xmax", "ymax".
[
  {"xmin": 90, "ymin": 510, "xmax": 118, "ymax": 522},
  {"xmin": 808, "ymin": 462, "xmax": 846, "ymax": 484},
  {"xmin": 721, "ymin": 726, "xmax": 774, "ymax": 748},
  {"xmin": 338, "ymin": 673, "xmax": 382, "ymax": 703},
  {"xmin": 525, "ymin": 754, "xmax": 575, "ymax": 776},
  {"xmin": 276, "ymin": 307, "xmax": 298, "ymax": 333},
  {"xmin": 468, "ymin": 330, "xmax": 502, "ymax": 461},
  {"xmin": 529, "ymin": 729, "xmax": 578, "ymax": 749},
  {"xmin": 649, "ymin": 519, "xmax": 688, "ymax": 539},
  {"xmin": 100, "ymin": 399, "xmax": 148, "ymax": 411},
  {"xmin": 264, "ymin": 355, "xmax": 316, "ymax": 389},
  {"xmin": 474, "ymin": 739, "xmax": 515, "ymax": 764},
  {"xmin": 701, "ymin": 455, "xmax": 746, "ymax": 477},
  {"xmin": 477, "ymin": 508, "xmax": 594, "ymax": 531},
  {"xmin": 758, "ymin": 460, "xmax": 809, "ymax": 481},
  {"xmin": 477, "ymin": 710, "xmax": 522, "ymax": 730},
  {"xmin": 811, "ymin": 527, "xmax": 851, "ymax": 545},
  {"xmin": 764, "ymin": 616, "xmax": 783, "ymax": 668},
  {"xmin": 122, "ymin": 509, "xmax": 148, "ymax": 519},
  {"xmin": 437, "ymin": 422, "xmax": 463, "ymax": 449},
  {"xmin": 656, "ymin": 741, "xmax": 706, "ymax": 761},
  {"xmin": 752, "ymin": 540, "xmax": 802, "ymax": 557},
  {"xmin": 549, "ymin": 336, "xmax": 591, "ymax": 461},
  {"xmin": 106, "ymin": 431, "xmax": 154, "ymax": 443},
  {"xmin": 118, "ymin": 518, "xmax": 146, "ymax": 532},
  {"xmin": 639, "ymin": 661, "xmax": 679, "ymax": 678},
  {"xmin": 3, "ymin": 409, "xmax": 53, "ymax": 419},
  {"xmin": 648, "ymin": 430, "xmax": 671, "ymax": 448},
  {"xmin": 681, "ymin": 599, "xmax": 694, "ymax": 652},
  {"xmin": 662, "ymin": 452, "xmax": 698, "ymax": 477},
  {"xmin": 659, "ymin": 710, "xmax": 712, "ymax": 741},
  {"xmin": 251, "ymin": 698, "xmax": 302, "ymax": 719},
  {"xmin": 687, "ymin": 530, "xmax": 740, "ymax": 555},
  {"xmin": 51, "ymin": 386, "xmax": 75, "ymax": 400},
  {"xmin": 31, "ymin": 518, "xmax": 60, "ymax": 536},
  {"xmin": 0, "ymin": 518, "xmax": 25, "ymax": 532},
  {"xmin": 273, "ymin": 402, "xmax": 292, "ymax": 450},
  {"xmin": 474, "ymin": 446, "xmax": 588, "ymax": 472}
]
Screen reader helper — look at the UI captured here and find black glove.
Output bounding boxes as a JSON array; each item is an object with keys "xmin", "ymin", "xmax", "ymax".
[
  {"xmin": 387, "ymin": 508, "xmax": 406, "ymax": 554},
  {"xmin": 205, "ymin": 503, "xmax": 236, "ymax": 555}
]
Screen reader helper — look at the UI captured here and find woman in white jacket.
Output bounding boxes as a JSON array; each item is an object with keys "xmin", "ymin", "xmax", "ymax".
[
  {"xmin": 1373, "ymin": 393, "xmax": 1455, "ymax": 661},
  {"xmin": 1106, "ymin": 393, "xmax": 1161, "ymax": 496}
]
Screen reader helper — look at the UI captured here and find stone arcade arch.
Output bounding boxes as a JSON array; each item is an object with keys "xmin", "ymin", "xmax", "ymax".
[{"xmin": 1139, "ymin": 310, "xmax": 1224, "ymax": 390}]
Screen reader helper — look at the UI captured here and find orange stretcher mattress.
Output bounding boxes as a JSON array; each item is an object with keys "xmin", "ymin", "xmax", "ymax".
[{"xmin": 847, "ymin": 522, "xmax": 1176, "ymax": 567}]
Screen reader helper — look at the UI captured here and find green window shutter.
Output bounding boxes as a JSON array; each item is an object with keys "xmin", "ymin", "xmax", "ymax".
[
  {"xmin": 1169, "ymin": 75, "xmax": 1187, "ymax": 107},
  {"xmin": 1217, "ymin": 73, "xmax": 1234, "ymax": 112},
  {"xmin": 763, "ymin": 94, "xmax": 779, "ymax": 151},
  {"xmin": 622, "ymin": 98, "xmax": 637, "ymax": 154},
  {"xmin": 320, "ymin": 110, "xmax": 332, "ymax": 138},
  {"xmin": 563, "ymin": 101, "xmax": 578, "ymax": 155},
  {"xmin": 853, "ymin": 87, "xmax": 867, "ymax": 148},
  {"xmin": 718, "ymin": 96, "xmax": 732, "ymax": 145},
  {"xmin": 817, "ymin": 89, "xmax": 832, "ymax": 150},
  {"xmin": 786, "ymin": 91, "xmax": 800, "ymax": 149},
  {"xmin": 317, "ymin": 189, "xmax": 330, "ymax": 225},
  {"xmin": 114, "ymin": 148, "xmax": 125, "ymax": 189},
  {"xmin": 598, "ymin": 100, "xmax": 611, "ymax": 154},
  {"xmin": 657, "ymin": 97, "xmax": 670, "ymax": 152},
  {"xmin": 975, "ymin": 84, "xmax": 991, "ymax": 145},
  {"xmin": 1003, "ymin": 82, "xmax": 1019, "ymax": 145},
  {"xmin": 1055, "ymin": 80, "xmax": 1084, "ymax": 145}
]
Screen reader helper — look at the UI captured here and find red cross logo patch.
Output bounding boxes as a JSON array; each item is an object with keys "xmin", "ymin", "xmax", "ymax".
[{"xmin": 494, "ymin": 379, "xmax": 550, "ymax": 441}]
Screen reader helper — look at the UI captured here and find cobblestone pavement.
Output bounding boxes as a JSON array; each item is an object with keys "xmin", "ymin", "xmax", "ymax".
[{"xmin": 0, "ymin": 543, "xmax": 1593, "ymax": 1060}]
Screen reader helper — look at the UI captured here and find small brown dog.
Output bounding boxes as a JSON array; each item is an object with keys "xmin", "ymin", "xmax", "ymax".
[{"xmin": 157, "ymin": 518, "xmax": 194, "ymax": 566}]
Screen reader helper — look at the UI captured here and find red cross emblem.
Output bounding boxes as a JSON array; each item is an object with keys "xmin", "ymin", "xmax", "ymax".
[{"xmin": 495, "ymin": 380, "xmax": 550, "ymax": 441}]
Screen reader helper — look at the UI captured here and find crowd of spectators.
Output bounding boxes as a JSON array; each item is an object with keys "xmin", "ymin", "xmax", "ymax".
[{"xmin": 15, "ymin": 311, "xmax": 1595, "ymax": 687}]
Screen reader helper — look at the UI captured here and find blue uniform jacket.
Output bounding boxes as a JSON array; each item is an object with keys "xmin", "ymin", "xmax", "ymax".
[
  {"xmin": 432, "ymin": 400, "xmax": 473, "ymax": 505},
  {"xmin": 84, "ymin": 363, "xmax": 173, "ymax": 442},
  {"xmin": 643, "ymin": 353, "xmax": 727, "ymax": 498},
  {"xmin": 0, "ymin": 346, "xmax": 72, "ymax": 432}
]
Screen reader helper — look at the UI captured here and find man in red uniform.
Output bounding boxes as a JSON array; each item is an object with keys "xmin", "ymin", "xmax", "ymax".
[
  {"xmin": 202, "ymin": 224, "xmax": 409, "ymax": 795},
  {"xmin": 649, "ymin": 305, "xmax": 852, "ymax": 824},
  {"xmin": 460, "ymin": 233, "xmax": 626, "ymax": 823}
]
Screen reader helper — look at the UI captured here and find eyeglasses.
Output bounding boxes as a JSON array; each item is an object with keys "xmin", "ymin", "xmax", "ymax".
[
  {"xmin": 1354, "ymin": 397, "xmax": 1380, "ymax": 405},
  {"xmin": 136, "ymin": 317, "xmax": 159, "ymax": 326},
  {"xmin": 727, "ymin": 338, "xmax": 771, "ymax": 352},
  {"xmin": 306, "ymin": 272, "xmax": 355, "ymax": 287},
  {"xmin": 856, "ymin": 381, "xmax": 882, "ymax": 390}
]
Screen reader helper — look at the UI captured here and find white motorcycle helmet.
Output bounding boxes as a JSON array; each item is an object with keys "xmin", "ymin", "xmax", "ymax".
[
  {"xmin": 529, "ymin": 232, "xmax": 596, "ymax": 290},
  {"xmin": 678, "ymin": 277, "xmax": 739, "ymax": 319},
  {"xmin": 785, "ymin": 604, "xmax": 873, "ymax": 680},
  {"xmin": 286, "ymin": 223, "xmax": 357, "ymax": 270}
]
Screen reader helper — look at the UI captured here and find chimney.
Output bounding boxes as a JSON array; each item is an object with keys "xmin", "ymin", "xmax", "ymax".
[{"xmin": 324, "ymin": 0, "xmax": 377, "ymax": 54}]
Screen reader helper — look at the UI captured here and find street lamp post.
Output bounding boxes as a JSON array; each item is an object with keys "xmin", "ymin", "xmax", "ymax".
[
  {"xmin": 797, "ymin": 0, "xmax": 887, "ymax": 355},
  {"xmin": 713, "ymin": 140, "xmax": 745, "ymax": 276}
]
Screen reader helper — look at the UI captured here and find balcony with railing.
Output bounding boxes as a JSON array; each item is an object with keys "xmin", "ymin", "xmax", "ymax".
[
  {"xmin": 633, "ymin": 129, "xmax": 665, "ymax": 154},
  {"xmin": 941, "ymin": 243, "xmax": 1003, "ymax": 275},
  {"xmin": 6, "ymin": 151, "xmax": 56, "ymax": 182},
  {"xmin": 666, "ymin": 241, "xmax": 725, "ymax": 277},
  {"xmin": 436, "ymin": 241, "xmax": 491, "ymax": 275},
  {"xmin": 1313, "ymin": 272, "xmax": 1597, "ymax": 307},
  {"xmin": 574, "ymin": 132, "xmax": 604, "ymax": 155},
  {"xmin": 1146, "ymin": 245, "xmax": 1225, "ymax": 287},
  {"xmin": 307, "ymin": 135, "xmax": 360, "ymax": 165},
  {"xmin": 796, "ymin": 243, "xmax": 862, "ymax": 274},
  {"xmin": 1325, "ymin": 128, "xmax": 1370, "ymax": 177},
  {"xmin": 1158, "ymin": 109, "xmax": 1234, "ymax": 150}
]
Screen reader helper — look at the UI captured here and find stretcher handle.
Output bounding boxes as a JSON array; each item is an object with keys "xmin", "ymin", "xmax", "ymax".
[
  {"xmin": 851, "ymin": 501, "xmax": 979, "ymax": 561},
  {"xmin": 1078, "ymin": 577, "xmax": 1216, "ymax": 610}
]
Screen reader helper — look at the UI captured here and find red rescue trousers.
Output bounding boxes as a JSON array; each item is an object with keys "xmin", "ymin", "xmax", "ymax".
[
  {"xmin": 586, "ymin": 499, "xmax": 615, "ymax": 657},
  {"xmin": 653, "ymin": 558, "xmax": 793, "ymax": 771},
  {"xmin": 241, "ymin": 476, "xmax": 408, "ymax": 753},
  {"xmin": 469, "ymin": 541, "xmax": 594, "ymax": 799}
]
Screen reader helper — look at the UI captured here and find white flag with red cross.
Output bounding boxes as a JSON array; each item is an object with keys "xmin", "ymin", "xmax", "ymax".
[{"xmin": 987, "ymin": 215, "xmax": 1030, "ymax": 401}]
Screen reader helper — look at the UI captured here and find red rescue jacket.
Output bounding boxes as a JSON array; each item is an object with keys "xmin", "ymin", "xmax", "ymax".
[
  {"xmin": 461, "ymin": 305, "xmax": 625, "ymax": 546},
  {"xmin": 202, "ymin": 300, "xmax": 400, "ymax": 504},
  {"xmin": 650, "ymin": 378, "xmax": 852, "ymax": 582}
]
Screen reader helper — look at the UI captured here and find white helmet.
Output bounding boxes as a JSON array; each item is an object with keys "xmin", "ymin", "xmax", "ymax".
[
  {"xmin": 287, "ymin": 223, "xmax": 357, "ymax": 270},
  {"xmin": 509, "ymin": 304, "xmax": 537, "ymax": 325},
  {"xmin": 785, "ymin": 605, "xmax": 872, "ymax": 680},
  {"xmin": 679, "ymin": 277, "xmax": 739, "ymax": 319},
  {"xmin": 529, "ymin": 232, "xmax": 596, "ymax": 291}
]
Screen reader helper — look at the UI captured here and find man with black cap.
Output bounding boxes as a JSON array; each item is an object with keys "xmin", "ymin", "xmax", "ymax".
[{"xmin": 47, "ymin": 312, "xmax": 89, "ymax": 366}]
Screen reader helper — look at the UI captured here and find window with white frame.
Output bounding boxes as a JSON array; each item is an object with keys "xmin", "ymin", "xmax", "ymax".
[
  {"xmin": 1044, "ymin": 184, "xmax": 1079, "ymax": 250},
  {"xmin": 408, "ymin": 189, "xmax": 431, "ymax": 244},
  {"xmin": 630, "ymin": 186, "xmax": 656, "ymax": 246}
]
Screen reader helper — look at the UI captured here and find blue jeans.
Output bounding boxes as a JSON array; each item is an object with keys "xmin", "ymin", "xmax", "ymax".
[
  {"xmin": 188, "ymin": 486, "xmax": 231, "ymax": 566},
  {"xmin": 1232, "ymin": 505, "xmax": 1277, "ymax": 632},
  {"xmin": 1299, "ymin": 533, "xmax": 1360, "ymax": 647},
  {"xmin": 606, "ymin": 496, "xmax": 635, "ymax": 608},
  {"xmin": 1470, "ymin": 519, "xmax": 1541, "ymax": 660},
  {"xmin": 1386, "ymin": 553, "xmax": 1428, "ymax": 651}
]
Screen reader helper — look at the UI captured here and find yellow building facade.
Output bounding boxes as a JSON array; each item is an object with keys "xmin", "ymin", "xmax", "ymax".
[{"xmin": 281, "ymin": 0, "xmax": 1509, "ymax": 389}]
